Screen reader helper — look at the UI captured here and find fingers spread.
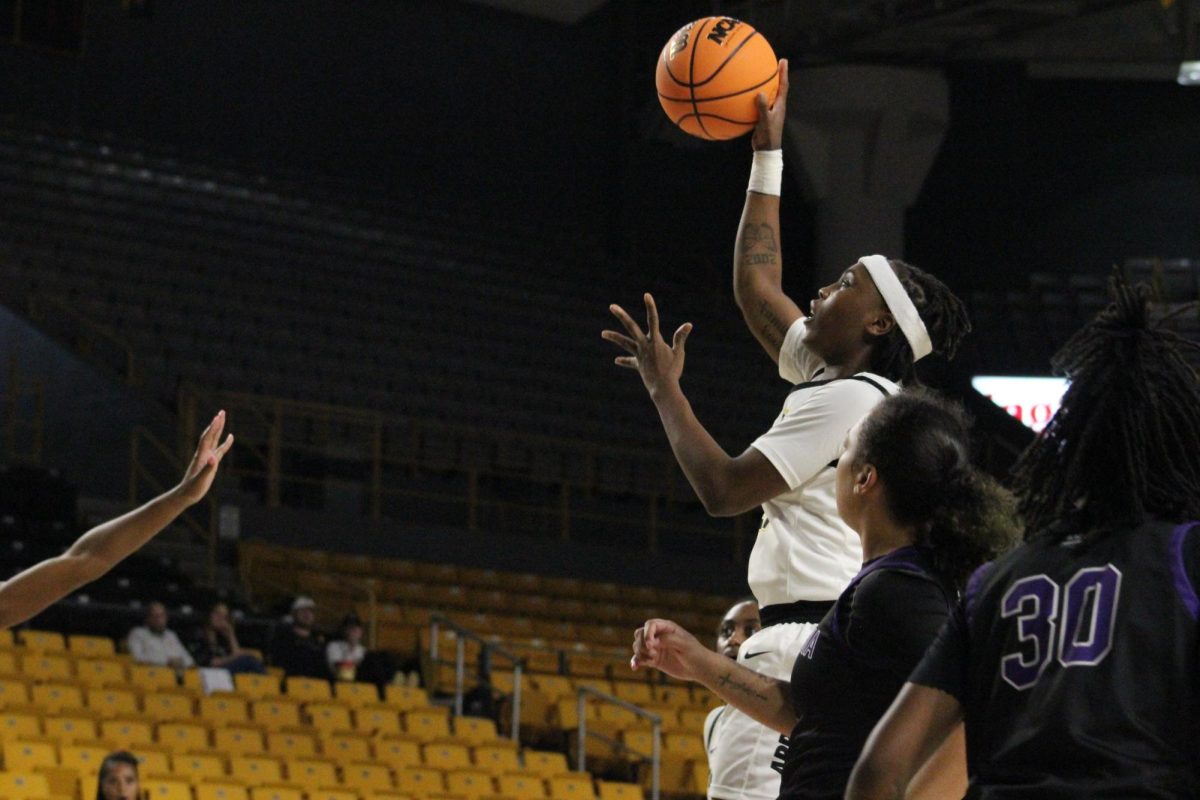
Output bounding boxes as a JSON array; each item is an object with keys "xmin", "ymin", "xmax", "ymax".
[
  {"xmin": 672, "ymin": 323, "xmax": 693, "ymax": 351},
  {"xmin": 602, "ymin": 330, "xmax": 639, "ymax": 355},
  {"xmin": 614, "ymin": 356, "xmax": 638, "ymax": 369},
  {"xmin": 643, "ymin": 294, "xmax": 660, "ymax": 341},
  {"xmin": 609, "ymin": 304, "xmax": 645, "ymax": 340}
]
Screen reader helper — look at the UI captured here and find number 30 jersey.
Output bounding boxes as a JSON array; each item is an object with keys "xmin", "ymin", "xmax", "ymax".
[{"xmin": 911, "ymin": 518, "xmax": 1200, "ymax": 799}]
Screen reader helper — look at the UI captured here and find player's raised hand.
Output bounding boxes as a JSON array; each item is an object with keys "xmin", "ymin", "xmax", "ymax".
[
  {"xmin": 603, "ymin": 293, "xmax": 693, "ymax": 398},
  {"xmin": 176, "ymin": 410, "xmax": 234, "ymax": 506},
  {"xmin": 752, "ymin": 58, "xmax": 789, "ymax": 151},
  {"xmin": 631, "ymin": 618, "xmax": 706, "ymax": 680}
]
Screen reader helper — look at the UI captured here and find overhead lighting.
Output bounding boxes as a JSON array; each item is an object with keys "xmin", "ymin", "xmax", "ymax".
[{"xmin": 1178, "ymin": 61, "xmax": 1200, "ymax": 85}]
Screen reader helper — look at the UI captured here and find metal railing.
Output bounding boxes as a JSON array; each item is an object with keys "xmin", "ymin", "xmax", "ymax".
[
  {"xmin": 429, "ymin": 613, "xmax": 524, "ymax": 743},
  {"xmin": 577, "ymin": 685, "xmax": 661, "ymax": 800}
]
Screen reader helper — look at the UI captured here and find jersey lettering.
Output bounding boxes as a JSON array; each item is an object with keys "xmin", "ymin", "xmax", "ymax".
[
  {"xmin": 769, "ymin": 734, "xmax": 789, "ymax": 775},
  {"xmin": 1000, "ymin": 566, "xmax": 1122, "ymax": 690}
]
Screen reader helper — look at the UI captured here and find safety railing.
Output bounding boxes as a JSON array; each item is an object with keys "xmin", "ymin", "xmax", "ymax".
[
  {"xmin": 429, "ymin": 613, "xmax": 524, "ymax": 743},
  {"xmin": 577, "ymin": 685, "xmax": 661, "ymax": 800}
]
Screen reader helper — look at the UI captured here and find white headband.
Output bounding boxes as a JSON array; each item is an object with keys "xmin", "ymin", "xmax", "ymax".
[{"xmin": 859, "ymin": 255, "xmax": 932, "ymax": 362}]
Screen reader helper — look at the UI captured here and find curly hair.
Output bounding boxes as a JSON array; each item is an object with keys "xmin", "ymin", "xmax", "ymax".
[
  {"xmin": 1011, "ymin": 275, "xmax": 1200, "ymax": 539},
  {"xmin": 867, "ymin": 260, "xmax": 973, "ymax": 384},
  {"xmin": 855, "ymin": 389, "xmax": 1022, "ymax": 590}
]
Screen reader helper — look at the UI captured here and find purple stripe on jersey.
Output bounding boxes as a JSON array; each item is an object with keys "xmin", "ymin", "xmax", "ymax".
[
  {"xmin": 1170, "ymin": 522, "xmax": 1200, "ymax": 620},
  {"xmin": 964, "ymin": 562, "xmax": 996, "ymax": 626}
]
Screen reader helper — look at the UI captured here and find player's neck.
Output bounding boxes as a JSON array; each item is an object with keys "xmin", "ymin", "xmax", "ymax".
[
  {"xmin": 858, "ymin": 508, "xmax": 917, "ymax": 563},
  {"xmin": 822, "ymin": 349, "xmax": 874, "ymax": 380}
]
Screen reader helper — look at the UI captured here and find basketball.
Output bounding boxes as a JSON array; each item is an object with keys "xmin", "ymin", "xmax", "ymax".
[{"xmin": 656, "ymin": 17, "xmax": 780, "ymax": 141}]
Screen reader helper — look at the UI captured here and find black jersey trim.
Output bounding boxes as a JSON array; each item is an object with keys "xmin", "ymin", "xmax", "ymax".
[
  {"xmin": 787, "ymin": 372, "xmax": 892, "ymax": 395},
  {"xmin": 760, "ymin": 599, "xmax": 834, "ymax": 627},
  {"xmin": 705, "ymin": 706, "xmax": 726, "ymax": 752}
]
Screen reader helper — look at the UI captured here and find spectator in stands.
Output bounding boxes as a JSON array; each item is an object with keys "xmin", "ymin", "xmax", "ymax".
[
  {"xmin": 190, "ymin": 601, "xmax": 266, "ymax": 675},
  {"xmin": 0, "ymin": 410, "xmax": 231, "ymax": 631},
  {"xmin": 268, "ymin": 595, "xmax": 329, "ymax": 678},
  {"xmin": 95, "ymin": 751, "xmax": 140, "ymax": 800},
  {"xmin": 327, "ymin": 613, "xmax": 366, "ymax": 681},
  {"xmin": 127, "ymin": 601, "xmax": 194, "ymax": 672}
]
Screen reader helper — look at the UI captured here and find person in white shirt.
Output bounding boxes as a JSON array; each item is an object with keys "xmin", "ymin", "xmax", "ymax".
[
  {"xmin": 704, "ymin": 600, "xmax": 768, "ymax": 800},
  {"xmin": 128, "ymin": 601, "xmax": 194, "ymax": 671},
  {"xmin": 605, "ymin": 60, "xmax": 971, "ymax": 800},
  {"xmin": 326, "ymin": 614, "xmax": 367, "ymax": 681}
]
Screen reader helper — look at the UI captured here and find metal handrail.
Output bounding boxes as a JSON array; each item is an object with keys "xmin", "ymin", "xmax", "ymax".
[
  {"xmin": 428, "ymin": 613, "xmax": 524, "ymax": 743},
  {"xmin": 576, "ymin": 685, "xmax": 661, "ymax": 800}
]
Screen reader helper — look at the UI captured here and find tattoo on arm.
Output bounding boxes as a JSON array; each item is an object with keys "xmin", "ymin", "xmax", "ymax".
[
  {"xmin": 741, "ymin": 223, "xmax": 779, "ymax": 253},
  {"xmin": 716, "ymin": 670, "xmax": 771, "ymax": 701},
  {"xmin": 757, "ymin": 299, "xmax": 787, "ymax": 348}
]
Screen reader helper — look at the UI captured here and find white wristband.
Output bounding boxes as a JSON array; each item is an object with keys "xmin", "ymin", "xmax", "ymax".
[{"xmin": 747, "ymin": 149, "xmax": 783, "ymax": 196}]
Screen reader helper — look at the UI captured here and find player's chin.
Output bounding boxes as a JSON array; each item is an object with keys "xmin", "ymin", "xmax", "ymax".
[{"xmin": 722, "ymin": 649, "xmax": 739, "ymax": 660}]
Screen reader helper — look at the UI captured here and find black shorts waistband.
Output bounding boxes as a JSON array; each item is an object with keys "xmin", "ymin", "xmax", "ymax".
[{"xmin": 759, "ymin": 599, "xmax": 834, "ymax": 627}]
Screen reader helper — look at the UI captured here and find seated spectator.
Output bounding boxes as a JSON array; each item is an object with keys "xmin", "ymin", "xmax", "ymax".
[
  {"xmin": 96, "ymin": 751, "xmax": 140, "ymax": 800},
  {"xmin": 190, "ymin": 602, "xmax": 266, "ymax": 675},
  {"xmin": 268, "ymin": 595, "xmax": 329, "ymax": 679},
  {"xmin": 327, "ymin": 614, "xmax": 367, "ymax": 681},
  {"xmin": 127, "ymin": 601, "xmax": 193, "ymax": 672}
]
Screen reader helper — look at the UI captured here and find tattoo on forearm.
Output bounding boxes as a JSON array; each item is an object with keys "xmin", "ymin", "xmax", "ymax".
[
  {"xmin": 757, "ymin": 299, "xmax": 787, "ymax": 347},
  {"xmin": 740, "ymin": 223, "xmax": 778, "ymax": 254},
  {"xmin": 717, "ymin": 671, "xmax": 771, "ymax": 701}
]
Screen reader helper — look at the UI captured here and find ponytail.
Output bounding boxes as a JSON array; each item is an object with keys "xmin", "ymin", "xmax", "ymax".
[{"xmin": 921, "ymin": 468, "xmax": 1021, "ymax": 591}]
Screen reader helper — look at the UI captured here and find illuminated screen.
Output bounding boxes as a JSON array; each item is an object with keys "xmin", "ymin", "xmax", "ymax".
[{"xmin": 971, "ymin": 376, "xmax": 1068, "ymax": 433}]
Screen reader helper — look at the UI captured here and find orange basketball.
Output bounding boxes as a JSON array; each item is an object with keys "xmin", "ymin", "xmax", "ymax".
[{"xmin": 655, "ymin": 17, "xmax": 779, "ymax": 141}]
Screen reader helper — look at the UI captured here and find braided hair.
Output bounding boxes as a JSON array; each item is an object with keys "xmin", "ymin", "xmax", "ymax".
[
  {"xmin": 1012, "ymin": 276, "xmax": 1200, "ymax": 540},
  {"xmin": 855, "ymin": 389, "xmax": 1021, "ymax": 591},
  {"xmin": 868, "ymin": 260, "xmax": 972, "ymax": 384}
]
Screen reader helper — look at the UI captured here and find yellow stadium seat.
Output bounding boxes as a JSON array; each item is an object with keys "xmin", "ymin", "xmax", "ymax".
[
  {"xmin": 531, "ymin": 676, "xmax": 572, "ymax": 702},
  {"xmin": 0, "ymin": 770, "xmax": 51, "ymax": 799},
  {"xmin": 664, "ymin": 733, "xmax": 704, "ymax": 760},
  {"xmin": 74, "ymin": 658, "xmax": 127, "ymax": 688},
  {"xmin": 144, "ymin": 778, "xmax": 193, "ymax": 800},
  {"xmin": 383, "ymin": 686, "xmax": 430, "ymax": 711},
  {"xmin": 403, "ymin": 708, "xmax": 450, "ymax": 741},
  {"xmin": 249, "ymin": 788, "xmax": 305, "ymax": 800},
  {"xmin": 306, "ymin": 790, "xmax": 357, "ymax": 800},
  {"xmin": 341, "ymin": 761, "xmax": 394, "ymax": 792},
  {"xmin": 67, "ymin": 636, "xmax": 115, "ymax": 658},
  {"xmin": 229, "ymin": 755, "xmax": 285, "ymax": 786},
  {"xmin": 0, "ymin": 630, "xmax": 14, "ymax": 649},
  {"xmin": 522, "ymin": 750, "xmax": 569, "ymax": 779},
  {"xmin": 393, "ymin": 766, "xmax": 445, "ymax": 796},
  {"xmin": 452, "ymin": 716, "xmax": 499, "ymax": 746},
  {"xmin": 22, "ymin": 654, "xmax": 73, "ymax": 683},
  {"xmin": 85, "ymin": 688, "xmax": 139, "ymax": 719},
  {"xmin": 548, "ymin": 774, "xmax": 597, "ymax": 800},
  {"xmin": 333, "ymin": 681, "xmax": 378, "ymax": 708},
  {"xmin": 100, "ymin": 718, "xmax": 155, "ymax": 747},
  {"xmin": 373, "ymin": 737, "xmax": 422, "ymax": 770},
  {"xmin": 31, "ymin": 683, "xmax": 84, "ymax": 715},
  {"xmin": 639, "ymin": 753, "xmax": 689, "ymax": 794},
  {"xmin": 0, "ymin": 679, "xmax": 30, "ymax": 712},
  {"xmin": 422, "ymin": 742, "xmax": 471, "ymax": 771},
  {"xmin": 472, "ymin": 745, "xmax": 520, "ymax": 776},
  {"xmin": 143, "ymin": 692, "xmax": 196, "ymax": 723},
  {"xmin": 619, "ymin": 730, "xmax": 653, "ymax": 759},
  {"xmin": 0, "ymin": 712, "xmax": 40, "ymax": 741},
  {"xmin": 2, "ymin": 739, "xmax": 57, "ymax": 771},
  {"xmin": 156, "ymin": 722, "xmax": 211, "ymax": 752},
  {"xmin": 652, "ymin": 686, "xmax": 690, "ymax": 708},
  {"xmin": 597, "ymin": 780, "xmax": 643, "ymax": 800},
  {"xmin": 307, "ymin": 702, "xmax": 353, "ymax": 734},
  {"xmin": 59, "ymin": 743, "xmax": 110, "ymax": 773},
  {"xmin": 234, "ymin": 673, "xmax": 281, "ymax": 699},
  {"xmin": 688, "ymin": 760, "xmax": 709, "ymax": 795},
  {"xmin": 200, "ymin": 694, "xmax": 250, "ymax": 725},
  {"xmin": 320, "ymin": 732, "xmax": 372, "ymax": 764},
  {"xmin": 252, "ymin": 699, "xmax": 302, "ymax": 730},
  {"xmin": 284, "ymin": 676, "xmax": 331, "ymax": 702},
  {"xmin": 496, "ymin": 772, "xmax": 547, "ymax": 800},
  {"xmin": 266, "ymin": 731, "xmax": 317, "ymax": 759},
  {"xmin": 445, "ymin": 769, "xmax": 494, "ymax": 800},
  {"xmin": 173, "ymin": 752, "xmax": 226, "ymax": 781},
  {"xmin": 354, "ymin": 706, "xmax": 403, "ymax": 736},
  {"xmin": 20, "ymin": 630, "xmax": 66, "ymax": 652},
  {"xmin": 676, "ymin": 709, "xmax": 709, "ymax": 732},
  {"xmin": 610, "ymin": 682, "xmax": 654, "ymax": 706},
  {"xmin": 129, "ymin": 664, "xmax": 178, "ymax": 692},
  {"xmin": 195, "ymin": 782, "xmax": 251, "ymax": 800},
  {"xmin": 0, "ymin": 652, "xmax": 19, "ymax": 677},
  {"xmin": 596, "ymin": 705, "xmax": 643, "ymax": 729},
  {"xmin": 214, "ymin": 726, "xmax": 267, "ymax": 756},
  {"xmin": 41, "ymin": 714, "xmax": 96, "ymax": 748},
  {"xmin": 134, "ymin": 748, "xmax": 172, "ymax": 776},
  {"xmin": 287, "ymin": 757, "xmax": 338, "ymax": 788},
  {"xmin": 36, "ymin": 765, "xmax": 85, "ymax": 798}
]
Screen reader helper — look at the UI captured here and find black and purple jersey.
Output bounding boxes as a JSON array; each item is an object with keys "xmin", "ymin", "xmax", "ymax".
[
  {"xmin": 913, "ymin": 518, "xmax": 1200, "ymax": 798},
  {"xmin": 782, "ymin": 545, "xmax": 954, "ymax": 799}
]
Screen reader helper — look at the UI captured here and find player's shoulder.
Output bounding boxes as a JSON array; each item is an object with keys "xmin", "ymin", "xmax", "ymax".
[{"xmin": 789, "ymin": 371, "xmax": 898, "ymax": 407}]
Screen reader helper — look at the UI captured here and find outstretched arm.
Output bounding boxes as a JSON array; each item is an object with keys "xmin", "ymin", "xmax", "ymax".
[
  {"xmin": 632, "ymin": 618, "xmax": 797, "ymax": 735},
  {"xmin": 845, "ymin": 683, "xmax": 965, "ymax": 800},
  {"xmin": 0, "ymin": 412, "xmax": 233, "ymax": 630},
  {"xmin": 603, "ymin": 294, "xmax": 788, "ymax": 517},
  {"xmin": 733, "ymin": 59, "xmax": 804, "ymax": 365}
]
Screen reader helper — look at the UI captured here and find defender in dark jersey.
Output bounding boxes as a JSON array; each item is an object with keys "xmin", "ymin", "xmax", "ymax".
[
  {"xmin": 632, "ymin": 391, "xmax": 1019, "ymax": 800},
  {"xmin": 848, "ymin": 278, "xmax": 1200, "ymax": 800}
]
